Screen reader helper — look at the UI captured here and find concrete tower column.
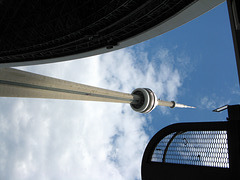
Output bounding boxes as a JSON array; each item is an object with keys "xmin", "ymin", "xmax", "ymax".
[{"xmin": 0, "ymin": 68, "xmax": 194, "ymax": 113}]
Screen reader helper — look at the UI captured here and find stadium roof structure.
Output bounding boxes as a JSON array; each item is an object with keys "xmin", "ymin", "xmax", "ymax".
[{"xmin": 0, "ymin": 0, "xmax": 224, "ymax": 67}]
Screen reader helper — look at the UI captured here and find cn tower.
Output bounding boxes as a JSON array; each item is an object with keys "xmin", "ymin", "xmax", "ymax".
[{"xmin": 0, "ymin": 68, "xmax": 194, "ymax": 113}]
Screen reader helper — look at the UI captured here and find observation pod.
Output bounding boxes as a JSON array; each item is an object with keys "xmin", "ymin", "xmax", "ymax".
[
  {"xmin": 130, "ymin": 88, "xmax": 158, "ymax": 114},
  {"xmin": 130, "ymin": 88, "xmax": 195, "ymax": 113}
]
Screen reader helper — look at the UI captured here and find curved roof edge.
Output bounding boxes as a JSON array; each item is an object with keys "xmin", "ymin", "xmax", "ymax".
[{"xmin": 2, "ymin": 0, "xmax": 225, "ymax": 68}]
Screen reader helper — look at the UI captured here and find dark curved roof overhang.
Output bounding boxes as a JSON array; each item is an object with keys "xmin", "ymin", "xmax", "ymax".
[{"xmin": 0, "ymin": 0, "xmax": 224, "ymax": 67}]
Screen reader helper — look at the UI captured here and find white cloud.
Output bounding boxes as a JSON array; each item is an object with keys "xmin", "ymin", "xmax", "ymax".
[
  {"xmin": 232, "ymin": 88, "xmax": 240, "ymax": 96},
  {"xmin": 0, "ymin": 47, "xmax": 185, "ymax": 180},
  {"xmin": 200, "ymin": 96, "xmax": 217, "ymax": 109},
  {"xmin": 200, "ymin": 95, "xmax": 230, "ymax": 110}
]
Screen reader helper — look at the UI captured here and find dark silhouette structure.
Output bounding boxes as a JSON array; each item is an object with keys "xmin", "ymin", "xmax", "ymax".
[
  {"xmin": 141, "ymin": 105, "xmax": 240, "ymax": 179},
  {"xmin": 0, "ymin": 0, "xmax": 224, "ymax": 67},
  {"xmin": 227, "ymin": 0, "xmax": 240, "ymax": 84}
]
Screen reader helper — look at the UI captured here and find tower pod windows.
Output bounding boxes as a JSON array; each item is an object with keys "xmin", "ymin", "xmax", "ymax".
[{"xmin": 130, "ymin": 88, "xmax": 158, "ymax": 113}]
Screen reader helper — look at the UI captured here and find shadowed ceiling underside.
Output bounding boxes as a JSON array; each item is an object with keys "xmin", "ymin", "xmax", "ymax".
[{"xmin": 0, "ymin": 0, "xmax": 194, "ymax": 64}]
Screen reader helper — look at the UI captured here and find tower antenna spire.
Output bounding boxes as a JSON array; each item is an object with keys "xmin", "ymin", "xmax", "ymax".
[{"xmin": 0, "ymin": 68, "xmax": 195, "ymax": 113}]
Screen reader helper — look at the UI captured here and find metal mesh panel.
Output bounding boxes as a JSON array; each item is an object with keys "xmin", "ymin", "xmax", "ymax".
[{"xmin": 151, "ymin": 131, "xmax": 229, "ymax": 168}]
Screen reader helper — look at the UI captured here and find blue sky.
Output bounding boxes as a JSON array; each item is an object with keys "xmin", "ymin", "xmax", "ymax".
[
  {"xmin": 0, "ymin": 2, "xmax": 239, "ymax": 180},
  {"xmin": 143, "ymin": 2, "xmax": 239, "ymax": 135}
]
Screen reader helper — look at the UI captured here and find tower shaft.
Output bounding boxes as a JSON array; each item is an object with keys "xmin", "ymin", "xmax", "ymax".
[
  {"xmin": 0, "ymin": 68, "xmax": 133, "ymax": 103},
  {"xmin": 0, "ymin": 68, "xmax": 195, "ymax": 113}
]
